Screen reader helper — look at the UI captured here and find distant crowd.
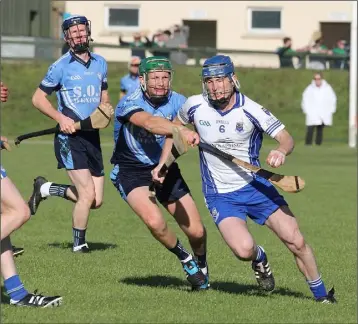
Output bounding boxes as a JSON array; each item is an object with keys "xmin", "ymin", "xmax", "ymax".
[
  {"xmin": 118, "ymin": 24, "xmax": 190, "ymax": 65},
  {"xmin": 277, "ymin": 31, "xmax": 349, "ymax": 70}
]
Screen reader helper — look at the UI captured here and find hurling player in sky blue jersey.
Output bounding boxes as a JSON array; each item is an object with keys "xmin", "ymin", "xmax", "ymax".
[
  {"xmin": 1, "ymin": 82, "xmax": 62, "ymax": 307},
  {"xmin": 153, "ymin": 55, "xmax": 336, "ymax": 303},
  {"xmin": 110, "ymin": 56, "xmax": 209, "ymax": 290},
  {"xmin": 119, "ymin": 56, "xmax": 141, "ymax": 101},
  {"xmin": 29, "ymin": 15, "xmax": 111, "ymax": 253}
]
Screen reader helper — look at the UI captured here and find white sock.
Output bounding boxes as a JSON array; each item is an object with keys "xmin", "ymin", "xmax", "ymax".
[
  {"xmin": 40, "ymin": 182, "xmax": 52, "ymax": 198},
  {"xmin": 181, "ymin": 255, "xmax": 193, "ymax": 263}
]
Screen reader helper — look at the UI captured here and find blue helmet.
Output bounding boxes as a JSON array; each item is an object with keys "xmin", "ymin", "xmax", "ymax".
[
  {"xmin": 62, "ymin": 15, "xmax": 92, "ymax": 53},
  {"xmin": 201, "ymin": 55, "xmax": 240, "ymax": 107}
]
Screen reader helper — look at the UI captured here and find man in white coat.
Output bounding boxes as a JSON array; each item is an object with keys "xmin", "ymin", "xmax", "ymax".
[{"xmin": 301, "ymin": 72, "xmax": 337, "ymax": 145}]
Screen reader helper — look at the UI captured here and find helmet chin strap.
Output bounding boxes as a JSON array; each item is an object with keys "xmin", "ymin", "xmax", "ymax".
[
  {"xmin": 206, "ymin": 84, "xmax": 235, "ymax": 109},
  {"xmin": 208, "ymin": 91, "xmax": 232, "ymax": 109},
  {"xmin": 72, "ymin": 44, "xmax": 89, "ymax": 54}
]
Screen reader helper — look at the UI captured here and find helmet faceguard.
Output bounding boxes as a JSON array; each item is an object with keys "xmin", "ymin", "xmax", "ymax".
[
  {"xmin": 139, "ymin": 56, "xmax": 173, "ymax": 105},
  {"xmin": 201, "ymin": 55, "xmax": 240, "ymax": 108},
  {"xmin": 62, "ymin": 15, "xmax": 92, "ymax": 54}
]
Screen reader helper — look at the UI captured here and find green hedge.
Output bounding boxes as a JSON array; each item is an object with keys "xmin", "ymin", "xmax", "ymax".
[{"xmin": 1, "ymin": 61, "xmax": 349, "ymax": 142}]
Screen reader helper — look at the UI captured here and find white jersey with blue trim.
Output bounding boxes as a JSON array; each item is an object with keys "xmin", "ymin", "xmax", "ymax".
[
  {"xmin": 177, "ymin": 92, "xmax": 285, "ymax": 194},
  {"xmin": 39, "ymin": 51, "xmax": 108, "ymax": 122}
]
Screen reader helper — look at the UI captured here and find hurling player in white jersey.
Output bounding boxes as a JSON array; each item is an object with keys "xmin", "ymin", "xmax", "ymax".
[{"xmin": 153, "ymin": 55, "xmax": 336, "ymax": 303}]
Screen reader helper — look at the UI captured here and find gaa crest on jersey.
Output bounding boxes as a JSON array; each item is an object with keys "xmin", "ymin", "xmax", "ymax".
[
  {"xmin": 97, "ymin": 72, "xmax": 102, "ymax": 81},
  {"xmin": 236, "ymin": 122, "xmax": 244, "ymax": 133}
]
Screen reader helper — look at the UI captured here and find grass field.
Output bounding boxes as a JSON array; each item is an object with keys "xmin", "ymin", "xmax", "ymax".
[
  {"xmin": 0, "ymin": 61, "xmax": 350, "ymax": 143},
  {"xmin": 1, "ymin": 140, "xmax": 356, "ymax": 323}
]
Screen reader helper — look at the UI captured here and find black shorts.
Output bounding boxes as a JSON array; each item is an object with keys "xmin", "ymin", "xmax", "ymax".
[
  {"xmin": 54, "ymin": 131, "xmax": 104, "ymax": 177},
  {"xmin": 110, "ymin": 162, "xmax": 190, "ymax": 204}
]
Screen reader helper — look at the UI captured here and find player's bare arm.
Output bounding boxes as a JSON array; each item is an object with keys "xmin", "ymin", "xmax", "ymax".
[
  {"xmin": 32, "ymin": 88, "xmax": 76, "ymax": 134},
  {"xmin": 100, "ymin": 89, "xmax": 111, "ymax": 105},
  {"xmin": 152, "ymin": 116, "xmax": 186, "ymax": 183},
  {"xmin": 266, "ymin": 129, "xmax": 295, "ymax": 168},
  {"xmin": 129, "ymin": 111, "xmax": 199, "ymax": 145}
]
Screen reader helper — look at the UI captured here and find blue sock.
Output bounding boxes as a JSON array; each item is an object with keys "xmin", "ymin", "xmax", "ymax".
[
  {"xmin": 307, "ymin": 275, "xmax": 327, "ymax": 299},
  {"xmin": 4, "ymin": 275, "xmax": 28, "ymax": 302},
  {"xmin": 73, "ymin": 228, "xmax": 86, "ymax": 247},
  {"xmin": 254, "ymin": 245, "xmax": 266, "ymax": 263}
]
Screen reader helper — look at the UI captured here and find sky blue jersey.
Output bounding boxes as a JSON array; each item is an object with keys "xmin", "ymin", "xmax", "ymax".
[
  {"xmin": 39, "ymin": 51, "xmax": 108, "ymax": 122},
  {"xmin": 111, "ymin": 88, "xmax": 187, "ymax": 169},
  {"xmin": 120, "ymin": 74, "xmax": 140, "ymax": 96}
]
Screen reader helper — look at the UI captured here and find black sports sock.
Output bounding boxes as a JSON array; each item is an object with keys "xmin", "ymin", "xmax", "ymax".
[
  {"xmin": 168, "ymin": 239, "xmax": 191, "ymax": 261},
  {"xmin": 73, "ymin": 228, "xmax": 86, "ymax": 247},
  {"xmin": 49, "ymin": 183, "xmax": 70, "ymax": 199},
  {"xmin": 195, "ymin": 253, "xmax": 207, "ymax": 269}
]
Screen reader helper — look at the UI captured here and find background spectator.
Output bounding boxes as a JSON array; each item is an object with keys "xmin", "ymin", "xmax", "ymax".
[
  {"xmin": 307, "ymin": 31, "xmax": 332, "ymax": 70},
  {"xmin": 150, "ymin": 30, "xmax": 171, "ymax": 58},
  {"xmin": 119, "ymin": 32, "xmax": 151, "ymax": 59},
  {"xmin": 277, "ymin": 37, "xmax": 295, "ymax": 68},
  {"xmin": 165, "ymin": 24, "xmax": 190, "ymax": 65},
  {"xmin": 277, "ymin": 37, "xmax": 310, "ymax": 69},
  {"xmin": 301, "ymin": 72, "xmax": 337, "ymax": 145},
  {"xmin": 119, "ymin": 56, "xmax": 141, "ymax": 100},
  {"xmin": 331, "ymin": 39, "xmax": 349, "ymax": 70}
]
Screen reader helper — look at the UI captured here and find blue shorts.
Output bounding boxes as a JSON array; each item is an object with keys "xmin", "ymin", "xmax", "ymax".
[
  {"xmin": 204, "ymin": 176, "xmax": 288, "ymax": 226},
  {"xmin": 110, "ymin": 162, "xmax": 190, "ymax": 204},
  {"xmin": 54, "ymin": 131, "xmax": 104, "ymax": 177},
  {"xmin": 1, "ymin": 165, "xmax": 7, "ymax": 179}
]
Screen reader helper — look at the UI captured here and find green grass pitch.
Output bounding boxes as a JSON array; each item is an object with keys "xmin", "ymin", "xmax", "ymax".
[{"xmin": 1, "ymin": 140, "xmax": 356, "ymax": 323}]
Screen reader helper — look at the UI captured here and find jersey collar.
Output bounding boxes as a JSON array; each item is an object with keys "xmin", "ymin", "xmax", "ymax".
[{"xmin": 69, "ymin": 50, "xmax": 96, "ymax": 68}]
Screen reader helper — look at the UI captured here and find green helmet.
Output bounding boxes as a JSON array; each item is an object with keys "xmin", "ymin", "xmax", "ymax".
[
  {"xmin": 139, "ymin": 56, "xmax": 173, "ymax": 103},
  {"xmin": 139, "ymin": 56, "xmax": 173, "ymax": 75}
]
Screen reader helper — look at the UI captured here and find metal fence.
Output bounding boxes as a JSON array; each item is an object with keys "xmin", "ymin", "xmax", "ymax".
[{"xmin": 1, "ymin": 36, "xmax": 350, "ymax": 70}]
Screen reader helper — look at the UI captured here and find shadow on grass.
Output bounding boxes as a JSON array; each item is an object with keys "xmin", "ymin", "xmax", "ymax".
[
  {"xmin": 48, "ymin": 241, "xmax": 117, "ymax": 251},
  {"xmin": 120, "ymin": 275, "xmax": 310, "ymax": 300}
]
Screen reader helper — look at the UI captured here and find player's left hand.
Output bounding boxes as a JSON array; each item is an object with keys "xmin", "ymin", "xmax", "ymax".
[
  {"xmin": 0, "ymin": 82, "xmax": 9, "ymax": 102},
  {"xmin": 151, "ymin": 165, "xmax": 168, "ymax": 184},
  {"xmin": 266, "ymin": 149, "xmax": 286, "ymax": 168},
  {"xmin": 178, "ymin": 127, "xmax": 200, "ymax": 147}
]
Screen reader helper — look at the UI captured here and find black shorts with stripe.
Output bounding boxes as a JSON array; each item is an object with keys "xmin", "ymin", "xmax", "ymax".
[
  {"xmin": 54, "ymin": 130, "xmax": 104, "ymax": 177},
  {"xmin": 110, "ymin": 162, "xmax": 190, "ymax": 204}
]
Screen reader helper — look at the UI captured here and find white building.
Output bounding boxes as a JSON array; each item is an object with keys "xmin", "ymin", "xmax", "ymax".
[{"xmin": 63, "ymin": 1, "xmax": 354, "ymax": 67}]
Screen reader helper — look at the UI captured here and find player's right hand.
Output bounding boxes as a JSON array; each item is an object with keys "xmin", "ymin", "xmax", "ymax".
[
  {"xmin": 178, "ymin": 127, "xmax": 200, "ymax": 147},
  {"xmin": 58, "ymin": 115, "xmax": 76, "ymax": 134},
  {"xmin": 151, "ymin": 165, "xmax": 168, "ymax": 184},
  {"xmin": 0, "ymin": 136, "xmax": 10, "ymax": 151}
]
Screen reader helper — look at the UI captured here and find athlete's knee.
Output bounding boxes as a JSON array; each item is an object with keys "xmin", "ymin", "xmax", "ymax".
[
  {"xmin": 91, "ymin": 197, "xmax": 103, "ymax": 209},
  {"xmin": 188, "ymin": 224, "xmax": 206, "ymax": 242},
  {"xmin": 146, "ymin": 216, "xmax": 168, "ymax": 236},
  {"xmin": 231, "ymin": 239, "xmax": 255, "ymax": 261},
  {"xmin": 22, "ymin": 203, "xmax": 31, "ymax": 223},
  {"xmin": 11, "ymin": 202, "xmax": 31, "ymax": 227},
  {"xmin": 77, "ymin": 186, "xmax": 96, "ymax": 207}
]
